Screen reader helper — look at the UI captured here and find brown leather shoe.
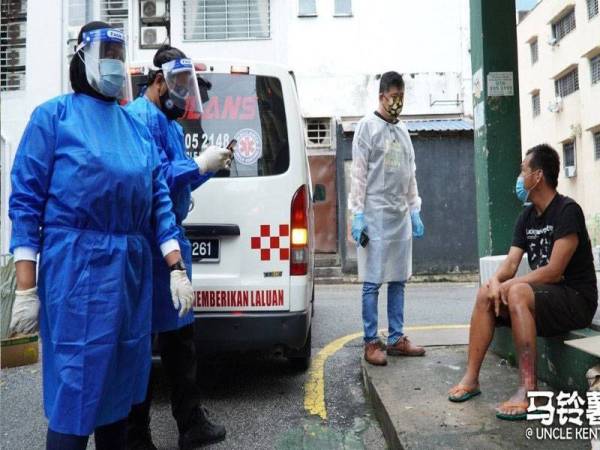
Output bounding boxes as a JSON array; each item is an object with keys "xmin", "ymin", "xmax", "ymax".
[
  {"xmin": 386, "ymin": 336, "xmax": 426, "ymax": 356},
  {"xmin": 364, "ymin": 341, "xmax": 387, "ymax": 366}
]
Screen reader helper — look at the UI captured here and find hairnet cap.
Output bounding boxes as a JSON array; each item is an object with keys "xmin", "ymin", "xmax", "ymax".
[{"xmin": 153, "ymin": 45, "xmax": 188, "ymax": 69}]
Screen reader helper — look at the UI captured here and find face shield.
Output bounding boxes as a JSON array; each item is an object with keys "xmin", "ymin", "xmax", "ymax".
[
  {"xmin": 161, "ymin": 58, "xmax": 203, "ymax": 116},
  {"xmin": 76, "ymin": 28, "xmax": 130, "ymax": 100}
]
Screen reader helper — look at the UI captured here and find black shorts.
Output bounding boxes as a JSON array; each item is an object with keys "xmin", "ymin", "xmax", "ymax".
[{"xmin": 496, "ymin": 283, "xmax": 597, "ymax": 337}]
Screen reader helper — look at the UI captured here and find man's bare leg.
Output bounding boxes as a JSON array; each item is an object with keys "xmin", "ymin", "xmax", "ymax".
[
  {"xmin": 449, "ymin": 286, "xmax": 499, "ymax": 396},
  {"xmin": 497, "ymin": 283, "xmax": 537, "ymax": 416}
]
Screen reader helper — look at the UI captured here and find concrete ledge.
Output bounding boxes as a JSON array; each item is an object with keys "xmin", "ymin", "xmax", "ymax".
[
  {"xmin": 362, "ymin": 346, "xmax": 586, "ymax": 449},
  {"xmin": 491, "ymin": 327, "xmax": 600, "ymax": 393}
]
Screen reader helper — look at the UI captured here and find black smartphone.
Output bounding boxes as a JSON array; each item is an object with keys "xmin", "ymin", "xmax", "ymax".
[
  {"xmin": 226, "ymin": 139, "xmax": 237, "ymax": 152},
  {"xmin": 359, "ymin": 230, "xmax": 369, "ymax": 248}
]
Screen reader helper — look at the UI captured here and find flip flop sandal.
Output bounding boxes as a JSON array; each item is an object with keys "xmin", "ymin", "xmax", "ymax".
[
  {"xmin": 495, "ymin": 401, "xmax": 529, "ymax": 421},
  {"xmin": 448, "ymin": 385, "xmax": 482, "ymax": 402}
]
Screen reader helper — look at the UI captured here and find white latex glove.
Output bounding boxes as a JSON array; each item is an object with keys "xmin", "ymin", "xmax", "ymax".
[
  {"xmin": 194, "ymin": 145, "xmax": 232, "ymax": 174},
  {"xmin": 9, "ymin": 287, "xmax": 40, "ymax": 336},
  {"xmin": 170, "ymin": 270, "xmax": 194, "ymax": 317}
]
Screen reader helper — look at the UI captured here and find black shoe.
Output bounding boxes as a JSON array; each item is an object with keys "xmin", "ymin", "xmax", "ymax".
[
  {"xmin": 178, "ymin": 407, "xmax": 226, "ymax": 450},
  {"xmin": 127, "ymin": 427, "xmax": 157, "ymax": 450}
]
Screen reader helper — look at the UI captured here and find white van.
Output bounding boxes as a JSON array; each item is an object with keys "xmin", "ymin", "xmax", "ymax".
[{"xmin": 131, "ymin": 60, "xmax": 315, "ymax": 369}]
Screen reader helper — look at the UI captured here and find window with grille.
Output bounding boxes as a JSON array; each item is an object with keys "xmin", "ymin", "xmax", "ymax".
[
  {"xmin": 531, "ymin": 92, "xmax": 540, "ymax": 117},
  {"xmin": 552, "ymin": 8, "xmax": 576, "ymax": 41},
  {"xmin": 183, "ymin": 0, "xmax": 270, "ymax": 41},
  {"xmin": 587, "ymin": 0, "xmax": 599, "ymax": 19},
  {"xmin": 100, "ymin": 0, "xmax": 129, "ymax": 34},
  {"xmin": 591, "ymin": 54, "xmax": 600, "ymax": 85},
  {"xmin": 594, "ymin": 132, "xmax": 600, "ymax": 160},
  {"xmin": 530, "ymin": 39, "xmax": 538, "ymax": 64},
  {"xmin": 1, "ymin": 0, "xmax": 27, "ymax": 92},
  {"xmin": 563, "ymin": 141, "xmax": 575, "ymax": 167},
  {"xmin": 305, "ymin": 118, "xmax": 332, "ymax": 148},
  {"xmin": 298, "ymin": 0, "xmax": 316, "ymax": 17},
  {"xmin": 555, "ymin": 68, "xmax": 579, "ymax": 97},
  {"xmin": 334, "ymin": 0, "xmax": 352, "ymax": 16}
]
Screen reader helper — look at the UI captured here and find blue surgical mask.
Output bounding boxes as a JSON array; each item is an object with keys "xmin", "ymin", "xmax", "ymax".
[
  {"xmin": 98, "ymin": 59, "xmax": 125, "ymax": 98},
  {"xmin": 515, "ymin": 176, "xmax": 529, "ymax": 203}
]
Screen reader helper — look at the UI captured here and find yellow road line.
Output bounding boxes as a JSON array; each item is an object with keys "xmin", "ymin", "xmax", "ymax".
[{"xmin": 303, "ymin": 324, "xmax": 470, "ymax": 420}]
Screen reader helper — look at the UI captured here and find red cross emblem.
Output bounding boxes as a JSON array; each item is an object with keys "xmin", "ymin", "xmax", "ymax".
[{"xmin": 250, "ymin": 224, "xmax": 290, "ymax": 261}]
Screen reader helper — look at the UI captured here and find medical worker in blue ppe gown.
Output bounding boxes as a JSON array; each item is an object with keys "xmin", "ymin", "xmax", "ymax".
[
  {"xmin": 125, "ymin": 45, "xmax": 230, "ymax": 450},
  {"xmin": 348, "ymin": 71, "xmax": 426, "ymax": 367},
  {"xmin": 7, "ymin": 22, "xmax": 194, "ymax": 450}
]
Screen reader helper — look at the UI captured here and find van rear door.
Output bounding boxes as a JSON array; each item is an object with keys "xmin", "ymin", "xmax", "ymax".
[{"xmin": 181, "ymin": 72, "xmax": 297, "ymax": 313}]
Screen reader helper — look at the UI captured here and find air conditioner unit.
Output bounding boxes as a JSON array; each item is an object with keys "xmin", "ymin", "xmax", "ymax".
[
  {"xmin": 141, "ymin": 0, "xmax": 167, "ymax": 21},
  {"xmin": 547, "ymin": 36, "xmax": 558, "ymax": 46},
  {"xmin": 564, "ymin": 166, "xmax": 576, "ymax": 178},
  {"xmin": 6, "ymin": 0, "xmax": 27, "ymax": 16},
  {"xmin": 548, "ymin": 97, "xmax": 563, "ymax": 113},
  {"xmin": 140, "ymin": 26, "xmax": 168, "ymax": 48},
  {"xmin": 5, "ymin": 73, "xmax": 25, "ymax": 89},
  {"xmin": 6, "ymin": 22, "xmax": 26, "ymax": 42},
  {"xmin": 3, "ymin": 47, "xmax": 26, "ymax": 67}
]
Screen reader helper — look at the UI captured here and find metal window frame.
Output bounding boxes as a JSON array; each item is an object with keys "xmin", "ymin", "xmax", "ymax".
[
  {"xmin": 555, "ymin": 68, "xmax": 579, "ymax": 97},
  {"xmin": 333, "ymin": 0, "xmax": 352, "ymax": 17},
  {"xmin": 591, "ymin": 54, "xmax": 600, "ymax": 84},
  {"xmin": 183, "ymin": 0, "xmax": 271, "ymax": 42},
  {"xmin": 552, "ymin": 8, "xmax": 576, "ymax": 41},
  {"xmin": 530, "ymin": 39, "xmax": 538, "ymax": 64},
  {"xmin": 531, "ymin": 92, "xmax": 541, "ymax": 117},
  {"xmin": 563, "ymin": 141, "xmax": 576, "ymax": 167},
  {"xmin": 99, "ymin": 0, "xmax": 129, "ymax": 33},
  {"xmin": 305, "ymin": 118, "xmax": 333, "ymax": 149},
  {"xmin": 587, "ymin": 0, "xmax": 599, "ymax": 19},
  {"xmin": 298, "ymin": 0, "xmax": 317, "ymax": 17},
  {"xmin": 0, "ymin": 0, "xmax": 27, "ymax": 92}
]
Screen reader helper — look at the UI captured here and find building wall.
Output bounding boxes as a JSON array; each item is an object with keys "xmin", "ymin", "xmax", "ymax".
[
  {"xmin": 0, "ymin": 0, "xmax": 64, "ymax": 253},
  {"xmin": 131, "ymin": 0, "xmax": 290, "ymax": 65},
  {"xmin": 517, "ymin": 0, "xmax": 600, "ymax": 245},
  {"xmin": 289, "ymin": 0, "xmax": 473, "ymax": 119}
]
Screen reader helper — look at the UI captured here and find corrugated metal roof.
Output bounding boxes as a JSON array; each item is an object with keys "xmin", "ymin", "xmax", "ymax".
[
  {"xmin": 405, "ymin": 118, "xmax": 474, "ymax": 132},
  {"xmin": 340, "ymin": 118, "xmax": 474, "ymax": 133}
]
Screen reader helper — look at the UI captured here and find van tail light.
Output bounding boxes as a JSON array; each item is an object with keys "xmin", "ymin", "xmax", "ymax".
[{"xmin": 290, "ymin": 185, "xmax": 309, "ymax": 276}]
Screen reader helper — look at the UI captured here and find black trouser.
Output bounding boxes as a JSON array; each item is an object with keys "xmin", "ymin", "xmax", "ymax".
[
  {"xmin": 129, "ymin": 324, "xmax": 201, "ymax": 434},
  {"xmin": 46, "ymin": 419, "xmax": 128, "ymax": 450}
]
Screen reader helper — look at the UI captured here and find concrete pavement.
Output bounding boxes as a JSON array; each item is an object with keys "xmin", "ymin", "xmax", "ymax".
[{"xmin": 362, "ymin": 329, "xmax": 595, "ymax": 449}]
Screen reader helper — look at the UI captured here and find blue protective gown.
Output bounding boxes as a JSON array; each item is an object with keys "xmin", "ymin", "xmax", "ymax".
[
  {"xmin": 9, "ymin": 93, "xmax": 179, "ymax": 435},
  {"xmin": 125, "ymin": 96, "xmax": 211, "ymax": 333}
]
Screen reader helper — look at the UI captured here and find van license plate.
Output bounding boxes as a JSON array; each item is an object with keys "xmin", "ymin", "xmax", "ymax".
[{"xmin": 190, "ymin": 239, "xmax": 220, "ymax": 263}]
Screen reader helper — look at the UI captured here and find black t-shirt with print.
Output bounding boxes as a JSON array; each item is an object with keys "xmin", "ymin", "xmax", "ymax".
[{"xmin": 512, "ymin": 194, "xmax": 598, "ymax": 303}]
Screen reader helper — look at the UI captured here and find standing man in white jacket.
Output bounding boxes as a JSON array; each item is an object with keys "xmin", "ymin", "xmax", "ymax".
[{"xmin": 348, "ymin": 71, "xmax": 426, "ymax": 366}]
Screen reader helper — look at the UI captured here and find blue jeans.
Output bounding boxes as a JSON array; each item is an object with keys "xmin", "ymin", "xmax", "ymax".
[{"xmin": 362, "ymin": 281, "xmax": 406, "ymax": 345}]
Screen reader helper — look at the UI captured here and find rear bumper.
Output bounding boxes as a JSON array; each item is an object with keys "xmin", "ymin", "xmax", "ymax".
[{"xmin": 193, "ymin": 310, "xmax": 310, "ymax": 353}]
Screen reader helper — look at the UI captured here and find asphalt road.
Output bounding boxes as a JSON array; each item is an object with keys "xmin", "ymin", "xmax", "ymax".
[{"xmin": 0, "ymin": 282, "xmax": 477, "ymax": 450}]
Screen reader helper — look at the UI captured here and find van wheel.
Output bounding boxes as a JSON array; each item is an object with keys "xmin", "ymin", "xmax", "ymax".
[{"xmin": 289, "ymin": 328, "xmax": 311, "ymax": 371}]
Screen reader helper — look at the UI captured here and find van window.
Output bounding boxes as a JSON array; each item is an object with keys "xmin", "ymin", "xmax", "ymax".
[{"xmin": 180, "ymin": 74, "xmax": 290, "ymax": 177}]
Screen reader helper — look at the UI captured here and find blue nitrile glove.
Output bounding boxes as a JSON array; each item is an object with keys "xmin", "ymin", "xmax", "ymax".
[
  {"xmin": 411, "ymin": 210, "xmax": 424, "ymax": 239},
  {"xmin": 352, "ymin": 213, "xmax": 366, "ymax": 243}
]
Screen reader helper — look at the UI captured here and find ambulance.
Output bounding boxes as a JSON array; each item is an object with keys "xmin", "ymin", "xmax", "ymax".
[{"xmin": 131, "ymin": 60, "xmax": 315, "ymax": 369}]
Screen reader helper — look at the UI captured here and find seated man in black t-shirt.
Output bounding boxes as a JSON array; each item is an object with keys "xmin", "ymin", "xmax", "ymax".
[{"xmin": 448, "ymin": 144, "xmax": 598, "ymax": 421}]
